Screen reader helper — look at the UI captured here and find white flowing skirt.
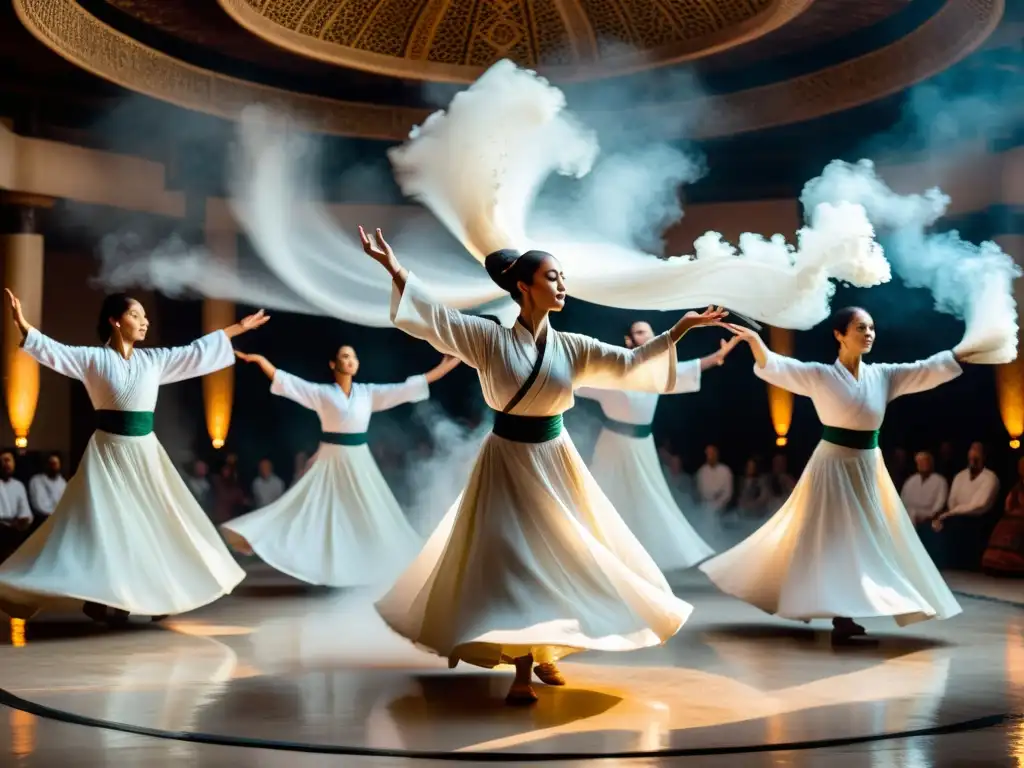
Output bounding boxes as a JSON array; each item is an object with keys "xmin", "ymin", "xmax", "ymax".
[
  {"xmin": 375, "ymin": 430, "xmax": 693, "ymax": 669},
  {"xmin": 700, "ymin": 441, "xmax": 962, "ymax": 625},
  {"xmin": 221, "ymin": 444, "xmax": 422, "ymax": 586},
  {"xmin": 590, "ymin": 428, "xmax": 714, "ymax": 571},
  {"xmin": 0, "ymin": 430, "xmax": 245, "ymax": 619}
]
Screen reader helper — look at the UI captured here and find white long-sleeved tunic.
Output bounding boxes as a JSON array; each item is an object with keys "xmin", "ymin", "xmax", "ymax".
[
  {"xmin": 754, "ymin": 350, "xmax": 962, "ymax": 430},
  {"xmin": 21, "ymin": 328, "xmax": 235, "ymax": 411},
  {"xmin": 575, "ymin": 359, "xmax": 701, "ymax": 424},
  {"xmin": 269, "ymin": 369, "xmax": 429, "ymax": 433}
]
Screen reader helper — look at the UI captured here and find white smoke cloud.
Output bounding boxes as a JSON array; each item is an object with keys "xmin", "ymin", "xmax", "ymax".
[{"xmin": 802, "ymin": 159, "xmax": 1019, "ymax": 363}]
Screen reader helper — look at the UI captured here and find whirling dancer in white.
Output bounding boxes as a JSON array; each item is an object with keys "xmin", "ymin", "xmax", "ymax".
[
  {"xmin": 363, "ymin": 226, "xmax": 737, "ymax": 705},
  {"xmin": 701, "ymin": 306, "xmax": 1014, "ymax": 642},
  {"xmin": 221, "ymin": 346, "xmax": 459, "ymax": 586},
  {"xmin": 0, "ymin": 289, "xmax": 269, "ymax": 624},
  {"xmin": 576, "ymin": 321, "xmax": 740, "ymax": 571}
]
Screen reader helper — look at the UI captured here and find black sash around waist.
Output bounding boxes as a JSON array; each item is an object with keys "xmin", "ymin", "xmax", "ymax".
[
  {"xmin": 320, "ymin": 431, "xmax": 369, "ymax": 446},
  {"xmin": 95, "ymin": 410, "xmax": 154, "ymax": 437},
  {"xmin": 821, "ymin": 425, "xmax": 880, "ymax": 450},
  {"xmin": 491, "ymin": 412, "xmax": 564, "ymax": 444},
  {"xmin": 601, "ymin": 415, "xmax": 653, "ymax": 439}
]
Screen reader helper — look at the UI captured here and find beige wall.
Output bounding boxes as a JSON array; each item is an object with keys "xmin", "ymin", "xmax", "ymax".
[{"xmin": 666, "ymin": 199, "xmax": 801, "ymax": 252}]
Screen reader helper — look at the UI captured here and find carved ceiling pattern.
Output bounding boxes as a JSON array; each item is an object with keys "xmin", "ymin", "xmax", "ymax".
[
  {"xmin": 217, "ymin": 0, "xmax": 814, "ymax": 82},
  {"xmin": 11, "ymin": 0, "xmax": 1004, "ymax": 141}
]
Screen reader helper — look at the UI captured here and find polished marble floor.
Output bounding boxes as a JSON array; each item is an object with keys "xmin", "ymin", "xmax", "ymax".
[{"xmin": 0, "ymin": 568, "xmax": 1021, "ymax": 766}]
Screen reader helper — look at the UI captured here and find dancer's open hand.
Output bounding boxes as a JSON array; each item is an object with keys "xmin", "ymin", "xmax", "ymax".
[
  {"xmin": 235, "ymin": 350, "xmax": 258, "ymax": 363},
  {"xmin": 240, "ymin": 309, "xmax": 270, "ymax": 331},
  {"xmin": 4, "ymin": 289, "xmax": 29, "ymax": 335},
  {"xmin": 683, "ymin": 306, "xmax": 730, "ymax": 330},
  {"xmin": 722, "ymin": 323, "xmax": 759, "ymax": 343},
  {"xmin": 712, "ymin": 336, "xmax": 742, "ymax": 366},
  {"xmin": 359, "ymin": 226, "xmax": 395, "ymax": 267}
]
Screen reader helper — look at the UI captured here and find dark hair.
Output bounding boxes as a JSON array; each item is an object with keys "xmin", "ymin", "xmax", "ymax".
[
  {"xmin": 830, "ymin": 306, "xmax": 867, "ymax": 339},
  {"xmin": 484, "ymin": 249, "xmax": 552, "ymax": 303},
  {"xmin": 96, "ymin": 293, "xmax": 136, "ymax": 343}
]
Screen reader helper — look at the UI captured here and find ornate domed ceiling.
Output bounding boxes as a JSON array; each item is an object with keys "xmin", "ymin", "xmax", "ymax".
[
  {"xmin": 215, "ymin": 0, "xmax": 813, "ymax": 82},
  {"xmin": 10, "ymin": 0, "xmax": 1006, "ymax": 140}
]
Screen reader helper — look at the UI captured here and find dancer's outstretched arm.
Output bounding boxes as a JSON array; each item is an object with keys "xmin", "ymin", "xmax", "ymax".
[
  {"xmin": 727, "ymin": 324, "xmax": 770, "ymax": 368},
  {"xmin": 424, "ymin": 355, "xmax": 460, "ymax": 384},
  {"xmin": 360, "ymin": 226, "xmax": 496, "ymax": 369},
  {"xmin": 235, "ymin": 351, "xmax": 277, "ymax": 380},
  {"xmin": 5, "ymin": 289, "xmax": 30, "ymax": 341},
  {"xmin": 6, "ymin": 288, "xmax": 91, "ymax": 381},
  {"xmin": 158, "ymin": 313, "xmax": 268, "ymax": 385},
  {"xmin": 727, "ymin": 323, "xmax": 826, "ymax": 398},
  {"xmin": 236, "ymin": 351, "xmax": 329, "ymax": 414},
  {"xmin": 223, "ymin": 310, "xmax": 271, "ymax": 340},
  {"xmin": 360, "ymin": 226, "xmax": 408, "ymax": 294},
  {"xmin": 699, "ymin": 337, "xmax": 741, "ymax": 370}
]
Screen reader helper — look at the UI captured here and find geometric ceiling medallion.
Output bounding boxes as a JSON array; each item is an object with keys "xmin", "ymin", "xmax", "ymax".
[
  {"xmin": 217, "ymin": 0, "xmax": 817, "ymax": 82},
  {"xmin": 11, "ymin": 0, "xmax": 1006, "ymax": 140}
]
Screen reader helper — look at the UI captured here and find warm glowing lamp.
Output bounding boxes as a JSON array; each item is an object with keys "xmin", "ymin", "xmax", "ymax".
[
  {"xmin": 2, "ymin": 232, "xmax": 43, "ymax": 449},
  {"xmin": 767, "ymin": 326, "xmax": 794, "ymax": 449},
  {"xmin": 201, "ymin": 217, "xmax": 237, "ymax": 451},
  {"xmin": 996, "ymin": 356, "xmax": 1024, "ymax": 453},
  {"xmin": 202, "ymin": 299, "xmax": 234, "ymax": 450}
]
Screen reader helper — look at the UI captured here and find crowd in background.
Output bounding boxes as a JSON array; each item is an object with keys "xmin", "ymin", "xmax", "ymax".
[{"xmin": 2, "ymin": 433, "xmax": 1022, "ymax": 578}]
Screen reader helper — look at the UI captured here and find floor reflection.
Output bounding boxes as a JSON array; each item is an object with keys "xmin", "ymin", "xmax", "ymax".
[{"xmin": 0, "ymin": 570, "xmax": 1019, "ymax": 761}]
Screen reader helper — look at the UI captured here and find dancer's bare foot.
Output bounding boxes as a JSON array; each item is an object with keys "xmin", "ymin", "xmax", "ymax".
[
  {"xmin": 506, "ymin": 654, "xmax": 538, "ymax": 705},
  {"xmin": 533, "ymin": 662, "xmax": 565, "ymax": 686}
]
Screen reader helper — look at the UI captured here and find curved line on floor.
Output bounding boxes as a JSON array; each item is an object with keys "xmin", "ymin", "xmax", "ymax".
[
  {"xmin": 0, "ymin": 687, "xmax": 1019, "ymax": 761},
  {"xmin": 953, "ymin": 590, "xmax": 1024, "ymax": 609}
]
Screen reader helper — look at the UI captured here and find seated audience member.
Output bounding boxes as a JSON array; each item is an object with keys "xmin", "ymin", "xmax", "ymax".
[
  {"xmin": 28, "ymin": 451, "xmax": 66, "ymax": 522},
  {"xmin": 932, "ymin": 442, "xmax": 1000, "ymax": 569},
  {"xmin": 982, "ymin": 456, "xmax": 1024, "ymax": 576}
]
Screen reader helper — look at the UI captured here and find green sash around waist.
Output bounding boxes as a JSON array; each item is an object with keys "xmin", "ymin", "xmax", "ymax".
[
  {"xmin": 95, "ymin": 410, "xmax": 154, "ymax": 437},
  {"xmin": 320, "ymin": 432, "xmax": 369, "ymax": 446},
  {"xmin": 492, "ymin": 412, "xmax": 564, "ymax": 444},
  {"xmin": 602, "ymin": 415, "xmax": 653, "ymax": 439},
  {"xmin": 821, "ymin": 425, "xmax": 879, "ymax": 450}
]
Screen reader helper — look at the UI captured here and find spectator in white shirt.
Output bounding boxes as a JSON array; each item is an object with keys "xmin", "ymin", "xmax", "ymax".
[
  {"xmin": 696, "ymin": 444, "xmax": 733, "ymax": 513},
  {"xmin": 0, "ymin": 451, "xmax": 32, "ymax": 562},
  {"xmin": 901, "ymin": 451, "xmax": 948, "ymax": 525},
  {"xmin": 251, "ymin": 458, "xmax": 285, "ymax": 509},
  {"xmin": 932, "ymin": 442, "xmax": 1000, "ymax": 569},
  {"xmin": 28, "ymin": 452, "xmax": 67, "ymax": 519}
]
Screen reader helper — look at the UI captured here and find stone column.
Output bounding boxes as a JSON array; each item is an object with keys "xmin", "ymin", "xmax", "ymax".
[
  {"xmin": 766, "ymin": 326, "xmax": 794, "ymax": 447},
  {"xmin": 0, "ymin": 193, "xmax": 52, "ymax": 450},
  {"xmin": 202, "ymin": 199, "xmax": 237, "ymax": 450}
]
